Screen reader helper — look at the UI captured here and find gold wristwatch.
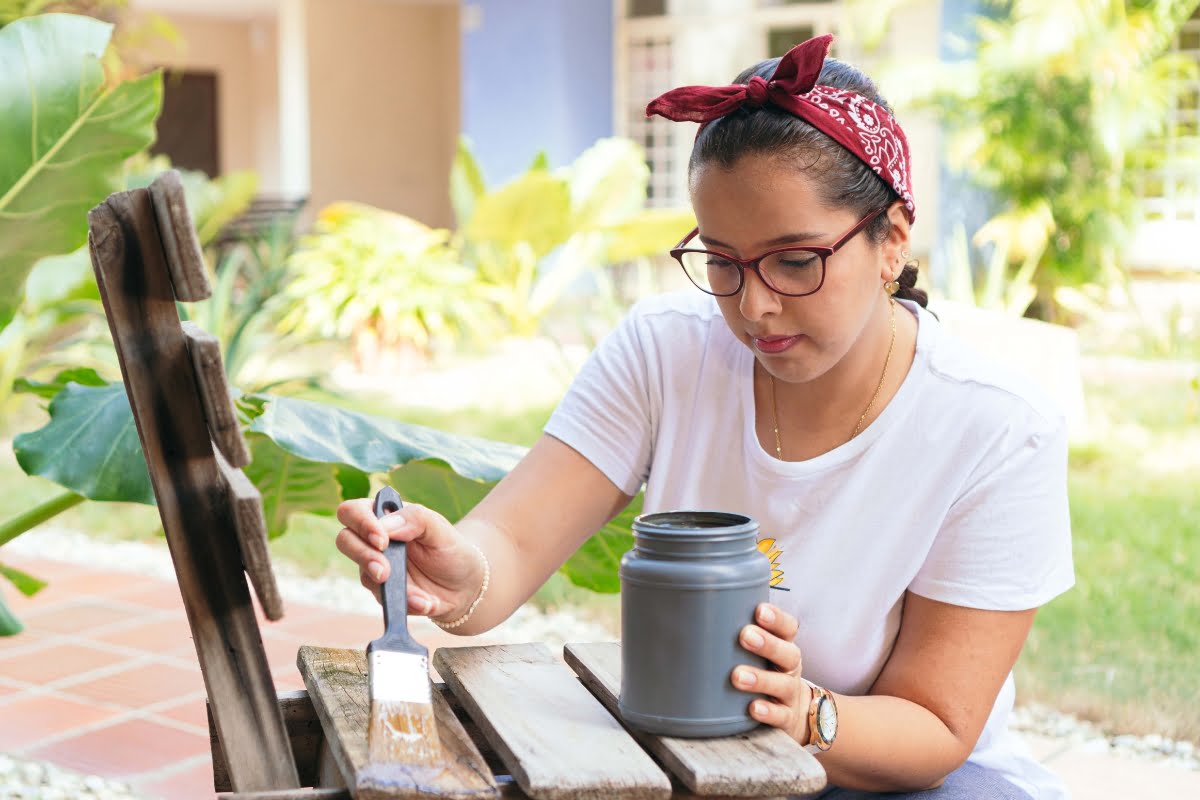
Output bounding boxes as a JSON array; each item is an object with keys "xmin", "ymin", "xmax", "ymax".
[{"xmin": 802, "ymin": 679, "xmax": 838, "ymax": 753}]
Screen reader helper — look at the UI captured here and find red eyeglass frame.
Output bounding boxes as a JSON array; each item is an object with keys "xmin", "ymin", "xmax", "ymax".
[{"xmin": 669, "ymin": 206, "xmax": 890, "ymax": 297}]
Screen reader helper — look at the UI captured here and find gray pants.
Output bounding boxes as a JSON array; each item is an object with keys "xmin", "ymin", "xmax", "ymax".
[{"xmin": 818, "ymin": 762, "xmax": 1034, "ymax": 799}]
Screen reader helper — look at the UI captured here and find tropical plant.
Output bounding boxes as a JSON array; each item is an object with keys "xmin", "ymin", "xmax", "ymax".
[
  {"xmin": 0, "ymin": 11, "xmax": 161, "ymax": 631},
  {"xmin": 913, "ymin": 0, "xmax": 1200, "ymax": 320},
  {"xmin": 281, "ymin": 138, "xmax": 696, "ymax": 363},
  {"xmin": 0, "ymin": 13, "xmax": 161, "ymax": 330},
  {"xmin": 2, "ymin": 378, "xmax": 640, "ymax": 636},
  {"xmin": 454, "ymin": 137, "xmax": 696, "ymax": 336},
  {"xmin": 0, "ymin": 155, "xmax": 259, "ymax": 421},
  {"xmin": 280, "ymin": 203, "xmax": 498, "ymax": 369}
]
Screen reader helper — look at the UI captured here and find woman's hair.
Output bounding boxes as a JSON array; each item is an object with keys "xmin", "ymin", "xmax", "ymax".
[{"xmin": 690, "ymin": 57, "xmax": 927, "ymax": 307}]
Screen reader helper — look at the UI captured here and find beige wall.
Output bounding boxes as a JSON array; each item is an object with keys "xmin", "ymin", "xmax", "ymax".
[
  {"xmin": 132, "ymin": 12, "xmax": 274, "ymax": 179},
  {"xmin": 305, "ymin": 0, "xmax": 460, "ymax": 228},
  {"xmin": 129, "ymin": 0, "xmax": 459, "ymax": 228}
]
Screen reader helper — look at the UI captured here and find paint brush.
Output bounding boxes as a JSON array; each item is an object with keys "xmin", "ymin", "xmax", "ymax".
[{"xmin": 366, "ymin": 485, "xmax": 442, "ymax": 772}]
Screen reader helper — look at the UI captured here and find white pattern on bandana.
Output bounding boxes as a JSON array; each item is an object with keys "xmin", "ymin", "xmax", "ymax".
[{"xmin": 806, "ymin": 86, "xmax": 916, "ymax": 220}]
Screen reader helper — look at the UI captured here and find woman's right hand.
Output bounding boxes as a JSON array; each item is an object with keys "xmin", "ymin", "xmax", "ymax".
[{"xmin": 335, "ymin": 497, "xmax": 485, "ymax": 621}]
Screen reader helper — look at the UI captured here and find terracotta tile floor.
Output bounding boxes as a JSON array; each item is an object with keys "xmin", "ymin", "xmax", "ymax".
[{"xmin": 0, "ymin": 553, "xmax": 483, "ymax": 799}]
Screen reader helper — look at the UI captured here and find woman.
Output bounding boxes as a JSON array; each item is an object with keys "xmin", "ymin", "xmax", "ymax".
[{"xmin": 335, "ymin": 35, "xmax": 1074, "ymax": 799}]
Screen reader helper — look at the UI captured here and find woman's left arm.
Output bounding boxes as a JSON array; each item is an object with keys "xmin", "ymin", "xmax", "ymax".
[{"xmin": 738, "ymin": 595, "xmax": 1035, "ymax": 793}]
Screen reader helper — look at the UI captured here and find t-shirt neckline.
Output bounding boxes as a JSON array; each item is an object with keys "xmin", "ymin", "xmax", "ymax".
[{"xmin": 739, "ymin": 299, "xmax": 934, "ymax": 475}]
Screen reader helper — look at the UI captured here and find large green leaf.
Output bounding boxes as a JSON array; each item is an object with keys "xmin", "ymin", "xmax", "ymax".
[
  {"xmin": 0, "ymin": 13, "xmax": 162, "ymax": 328},
  {"xmin": 13, "ymin": 381, "xmax": 153, "ymax": 504},
  {"xmin": 566, "ymin": 137, "xmax": 649, "ymax": 231},
  {"xmin": 247, "ymin": 395, "xmax": 526, "ymax": 482},
  {"xmin": 602, "ymin": 208, "xmax": 697, "ymax": 262},
  {"xmin": 464, "ymin": 170, "xmax": 573, "ymax": 260},
  {"xmin": 242, "ymin": 433, "xmax": 347, "ymax": 539},
  {"xmin": 559, "ymin": 495, "xmax": 641, "ymax": 594},
  {"xmin": 14, "ymin": 365, "xmax": 106, "ymax": 399},
  {"xmin": 387, "ymin": 460, "xmax": 493, "ymax": 523},
  {"xmin": 11, "ymin": 382, "xmax": 639, "ymax": 595}
]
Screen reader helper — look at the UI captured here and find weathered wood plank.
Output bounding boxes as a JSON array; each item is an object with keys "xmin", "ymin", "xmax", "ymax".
[
  {"xmin": 562, "ymin": 643, "xmax": 825, "ymax": 798},
  {"xmin": 89, "ymin": 190, "xmax": 298, "ymax": 793},
  {"xmin": 434, "ymin": 644, "xmax": 672, "ymax": 800},
  {"xmin": 216, "ymin": 790, "xmax": 351, "ymax": 800},
  {"xmin": 212, "ymin": 444, "xmax": 283, "ymax": 620},
  {"xmin": 181, "ymin": 320, "xmax": 251, "ymax": 468},
  {"xmin": 297, "ymin": 645, "xmax": 499, "ymax": 800},
  {"xmin": 149, "ymin": 169, "xmax": 211, "ymax": 301},
  {"xmin": 211, "ymin": 691, "xmax": 324, "ymax": 792}
]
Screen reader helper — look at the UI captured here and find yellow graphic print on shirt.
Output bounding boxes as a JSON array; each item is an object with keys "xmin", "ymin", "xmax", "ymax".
[{"xmin": 757, "ymin": 538, "xmax": 787, "ymax": 590}]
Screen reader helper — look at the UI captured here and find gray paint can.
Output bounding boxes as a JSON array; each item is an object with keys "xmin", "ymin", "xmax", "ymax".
[{"xmin": 618, "ymin": 510, "xmax": 771, "ymax": 737}]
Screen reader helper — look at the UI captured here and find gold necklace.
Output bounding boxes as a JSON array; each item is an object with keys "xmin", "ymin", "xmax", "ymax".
[{"xmin": 770, "ymin": 299, "xmax": 896, "ymax": 459}]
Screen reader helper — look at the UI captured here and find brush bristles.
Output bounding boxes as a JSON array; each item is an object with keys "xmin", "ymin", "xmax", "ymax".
[
  {"xmin": 369, "ymin": 651, "xmax": 432, "ymax": 703},
  {"xmin": 368, "ymin": 698, "xmax": 442, "ymax": 765},
  {"xmin": 367, "ymin": 650, "xmax": 440, "ymax": 765}
]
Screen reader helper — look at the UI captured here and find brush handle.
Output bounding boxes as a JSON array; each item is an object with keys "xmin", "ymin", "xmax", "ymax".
[{"xmin": 373, "ymin": 486, "xmax": 419, "ymax": 650}]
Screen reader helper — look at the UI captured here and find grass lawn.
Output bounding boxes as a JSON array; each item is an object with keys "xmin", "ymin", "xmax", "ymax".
[
  {"xmin": 1016, "ymin": 369, "xmax": 1200, "ymax": 743},
  {"xmin": 2, "ymin": 366, "xmax": 1197, "ymax": 741}
]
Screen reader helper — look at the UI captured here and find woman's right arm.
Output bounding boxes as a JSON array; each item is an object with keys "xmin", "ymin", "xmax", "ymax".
[{"xmin": 335, "ymin": 433, "xmax": 634, "ymax": 636}]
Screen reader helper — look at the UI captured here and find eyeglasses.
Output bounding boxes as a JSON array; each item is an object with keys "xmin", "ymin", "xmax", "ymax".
[{"xmin": 669, "ymin": 206, "xmax": 889, "ymax": 297}]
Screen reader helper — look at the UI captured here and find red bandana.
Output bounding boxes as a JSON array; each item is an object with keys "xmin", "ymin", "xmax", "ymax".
[{"xmin": 646, "ymin": 34, "xmax": 916, "ymax": 222}]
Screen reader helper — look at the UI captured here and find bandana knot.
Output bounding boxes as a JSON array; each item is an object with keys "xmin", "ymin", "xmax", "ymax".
[
  {"xmin": 645, "ymin": 33, "xmax": 916, "ymax": 222},
  {"xmin": 744, "ymin": 76, "xmax": 771, "ymax": 108}
]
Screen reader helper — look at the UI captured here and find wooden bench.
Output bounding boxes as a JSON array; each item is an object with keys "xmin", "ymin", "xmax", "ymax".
[{"xmin": 89, "ymin": 171, "xmax": 826, "ymax": 799}]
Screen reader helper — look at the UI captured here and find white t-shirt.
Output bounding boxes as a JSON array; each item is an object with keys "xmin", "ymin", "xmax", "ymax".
[{"xmin": 545, "ymin": 291, "xmax": 1075, "ymax": 799}]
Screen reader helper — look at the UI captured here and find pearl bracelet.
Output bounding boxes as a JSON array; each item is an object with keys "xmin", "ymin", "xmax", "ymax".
[{"xmin": 432, "ymin": 541, "xmax": 490, "ymax": 631}]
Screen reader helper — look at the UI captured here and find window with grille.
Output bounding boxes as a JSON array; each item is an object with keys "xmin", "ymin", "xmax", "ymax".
[
  {"xmin": 768, "ymin": 24, "xmax": 816, "ymax": 58},
  {"xmin": 1135, "ymin": 8, "xmax": 1200, "ymax": 229},
  {"xmin": 628, "ymin": 0, "xmax": 667, "ymax": 17},
  {"xmin": 626, "ymin": 33, "xmax": 681, "ymax": 207}
]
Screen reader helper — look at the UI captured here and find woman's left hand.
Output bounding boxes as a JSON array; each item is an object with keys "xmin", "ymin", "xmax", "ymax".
[{"xmin": 732, "ymin": 602, "xmax": 813, "ymax": 744}]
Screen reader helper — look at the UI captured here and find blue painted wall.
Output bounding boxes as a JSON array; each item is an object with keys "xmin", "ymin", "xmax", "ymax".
[
  {"xmin": 933, "ymin": 0, "xmax": 993, "ymax": 292},
  {"xmin": 462, "ymin": 0, "xmax": 614, "ymax": 188}
]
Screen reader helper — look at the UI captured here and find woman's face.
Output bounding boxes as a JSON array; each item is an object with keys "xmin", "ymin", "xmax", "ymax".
[{"xmin": 689, "ymin": 152, "xmax": 903, "ymax": 384}]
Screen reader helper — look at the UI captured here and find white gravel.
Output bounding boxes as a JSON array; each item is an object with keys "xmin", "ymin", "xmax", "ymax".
[
  {"xmin": 0, "ymin": 754, "xmax": 144, "ymax": 799},
  {"xmin": 3, "ymin": 528, "xmax": 1197, "ymax": 800}
]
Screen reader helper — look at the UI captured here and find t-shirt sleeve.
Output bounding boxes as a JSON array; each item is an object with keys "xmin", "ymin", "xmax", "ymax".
[
  {"xmin": 909, "ymin": 413, "xmax": 1075, "ymax": 611},
  {"xmin": 543, "ymin": 306, "xmax": 658, "ymax": 496}
]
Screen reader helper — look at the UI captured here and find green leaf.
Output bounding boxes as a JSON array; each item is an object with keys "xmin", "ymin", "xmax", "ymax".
[
  {"xmin": 242, "ymin": 433, "xmax": 349, "ymax": 539},
  {"xmin": 13, "ymin": 381, "xmax": 154, "ymax": 504},
  {"xmin": 124, "ymin": 154, "xmax": 259, "ymax": 246},
  {"xmin": 247, "ymin": 394, "xmax": 526, "ymax": 483},
  {"xmin": 559, "ymin": 495, "xmax": 642, "ymax": 594},
  {"xmin": 14, "ymin": 366, "xmax": 106, "ymax": 399},
  {"xmin": 567, "ymin": 138, "xmax": 650, "ymax": 231},
  {"xmin": 22, "ymin": 245, "xmax": 96, "ymax": 310},
  {"xmin": 0, "ymin": 562, "xmax": 45, "ymax": 597},
  {"xmin": 601, "ymin": 208, "xmax": 697, "ymax": 262},
  {"xmin": 334, "ymin": 464, "xmax": 370, "ymax": 506},
  {"xmin": 0, "ymin": 13, "xmax": 163, "ymax": 329},
  {"xmin": 450, "ymin": 136, "xmax": 487, "ymax": 229},
  {"xmin": 0, "ymin": 593, "xmax": 22, "ymax": 636},
  {"xmin": 465, "ymin": 169, "xmax": 574, "ymax": 260},
  {"xmin": 386, "ymin": 460, "xmax": 492, "ymax": 523}
]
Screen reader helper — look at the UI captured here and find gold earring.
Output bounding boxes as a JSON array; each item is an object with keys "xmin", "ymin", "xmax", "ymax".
[{"xmin": 884, "ymin": 279, "xmax": 899, "ymax": 296}]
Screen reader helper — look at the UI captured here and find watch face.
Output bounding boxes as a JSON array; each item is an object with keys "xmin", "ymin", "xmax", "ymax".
[{"xmin": 817, "ymin": 697, "xmax": 838, "ymax": 742}]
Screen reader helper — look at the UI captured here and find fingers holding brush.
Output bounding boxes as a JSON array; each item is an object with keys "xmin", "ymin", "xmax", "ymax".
[{"xmin": 336, "ymin": 494, "xmax": 482, "ymax": 618}]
